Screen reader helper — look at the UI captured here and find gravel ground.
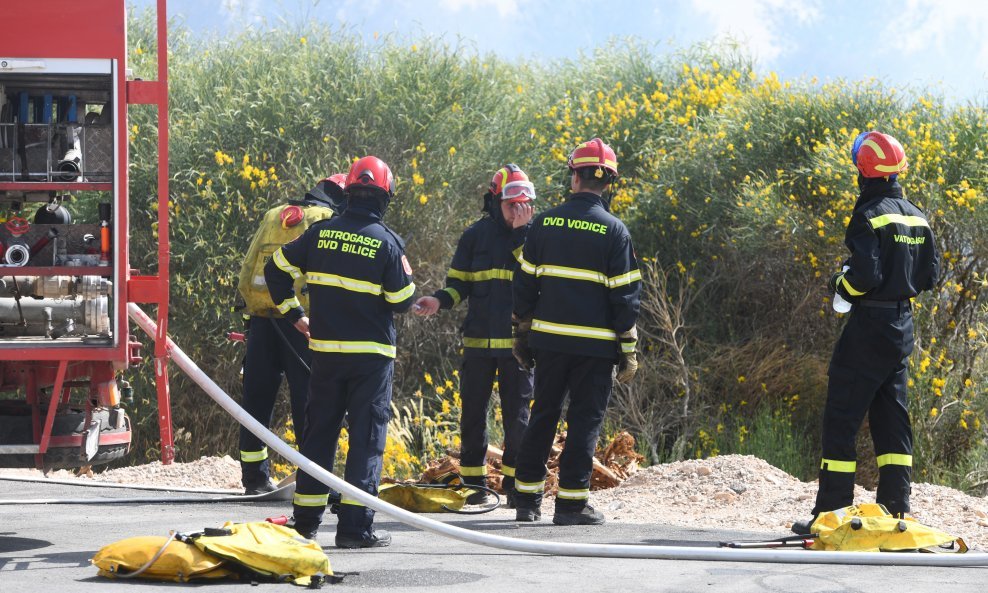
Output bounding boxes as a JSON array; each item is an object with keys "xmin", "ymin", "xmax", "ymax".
[{"xmin": 4, "ymin": 453, "xmax": 986, "ymax": 549}]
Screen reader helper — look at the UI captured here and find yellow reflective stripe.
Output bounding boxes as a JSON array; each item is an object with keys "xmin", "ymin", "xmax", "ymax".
[
  {"xmin": 519, "ymin": 256, "xmax": 536, "ymax": 275},
  {"xmin": 240, "ymin": 448, "xmax": 268, "ymax": 463},
  {"xmin": 532, "ymin": 319, "xmax": 617, "ymax": 341},
  {"xmin": 608, "ymin": 269, "xmax": 642, "ymax": 288},
  {"xmin": 840, "ymin": 275, "xmax": 866, "ymax": 296},
  {"xmin": 309, "ymin": 339, "xmax": 397, "ymax": 357},
  {"xmin": 443, "ymin": 287, "xmax": 462, "ymax": 306},
  {"xmin": 340, "ymin": 497, "xmax": 364, "ymax": 507},
  {"xmin": 459, "ymin": 465, "xmax": 486, "ymax": 477},
  {"xmin": 462, "ymin": 337, "xmax": 514, "ymax": 349},
  {"xmin": 513, "ymin": 245, "xmax": 524, "ymax": 264},
  {"xmin": 556, "ymin": 487, "xmax": 590, "ymax": 500},
  {"xmin": 874, "ymin": 159, "xmax": 908, "ymax": 173},
  {"xmin": 293, "ymin": 493, "xmax": 329, "ymax": 507},
  {"xmin": 448, "ymin": 268, "xmax": 513, "ymax": 282},
  {"xmin": 876, "ymin": 453, "xmax": 913, "ymax": 468},
  {"xmin": 515, "ymin": 479, "xmax": 544, "ymax": 494},
  {"xmin": 869, "ymin": 213, "xmax": 930, "ymax": 230},
  {"xmin": 276, "ymin": 296, "xmax": 301, "ymax": 314},
  {"xmin": 621, "ymin": 340, "xmax": 637, "ymax": 353},
  {"xmin": 536, "ymin": 264, "xmax": 607, "ymax": 285},
  {"xmin": 307, "ymin": 271, "xmax": 381, "ymax": 295},
  {"xmin": 821, "ymin": 458, "xmax": 857, "ymax": 473},
  {"xmin": 384, "ymin": 282, "xmax": 416, "ymax": 303},
  {"xmin": 501, "ymin": 465, "xmax": 515, "ymax": 478},
  {"xmin": 862, "ymin": 138, "xmax": 887, "ymax": 159},
  {"xmin": 272, "ymin": 248, "xmax": 302, "ymax": 279}
]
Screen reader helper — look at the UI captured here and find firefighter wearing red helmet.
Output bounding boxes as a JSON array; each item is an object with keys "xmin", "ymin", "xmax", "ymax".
[
  {"xmin": 265, "ymin": 155, "xmax": 415, "ymax": 548},
  {"xmin": 793, "ymin": 131, "xmax": 940, "ymax": 535},
  {"xmin": 413, "ymin": 164, "xmax": 536, "ymax": 506},
  {"xmin": 511, "ymin": 138, "xmax": 642, "ymax": 525},
  {"xmin": 235, "ymin": 174, "xmax": 343, "ymax": 495}
]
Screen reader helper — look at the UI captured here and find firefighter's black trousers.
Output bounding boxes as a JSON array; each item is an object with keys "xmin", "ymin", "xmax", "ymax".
[
  {"xmin": 514, "ymin": 350, "xmax": 613, "ymax": 504},
  {"xmin": 459, "ymin": 356, "xmax": 533, "ymax": 489},
  {"xmin": 239, "ymin": 316, "xmax": 311, "ymax": 489},
  {"xmin": 814, "ymin": 302, "xmax": 915, "ymax": 517},
  {"xmin": 293, "ymin": 354, "xmax": 393, "ymax": 539}
]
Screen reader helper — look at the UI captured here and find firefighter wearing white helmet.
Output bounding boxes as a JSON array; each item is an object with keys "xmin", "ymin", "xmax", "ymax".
[
  {"xmin": 511, "ymin": 138, "xmax": 642, "ymax": 525},
  {"xmin": 793, "ymin": 131, "xmax": 940, "ymax": 535},
  {"xmin": 235, "ymin": 174, "xmax": 343, "ymax": 495},
  {"xmin": 413, "ymin": 164, "xmax": 536, "ymax": 506}
]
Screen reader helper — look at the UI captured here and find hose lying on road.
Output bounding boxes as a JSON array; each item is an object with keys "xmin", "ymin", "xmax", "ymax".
[{"xmin": 128, "ymin": 303, "xmax": 988, "ymax": 567}]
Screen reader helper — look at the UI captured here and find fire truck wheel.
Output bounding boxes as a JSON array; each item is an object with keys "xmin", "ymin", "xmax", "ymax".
[{"xmin": 0, "ymin": 407, "xmax": 131, "ymax": 469}]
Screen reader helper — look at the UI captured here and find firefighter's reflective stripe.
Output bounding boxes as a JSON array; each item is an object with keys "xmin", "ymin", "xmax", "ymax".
[
  {"xmin": 532, "ymin": 319, "xmax": 617, "ymax": 341},
  {"xmin": 447, "ymin": 268, "xmax": 513, "ymax": 282},
  {"xmin": 501, "ymin": 465, "xmax": 516, "ymax": 478},
  {"xmin": 240, "ymin": 448, "xmax": 268, "ymax": 463},
  {"xmin": 518, "ymin": 255, "xmax": 537, "ymax": 275},
  {"xmin": 384, "ymin": 282, "xmax": 416, "ymax": 303},
  {"xmin": 307, "ymin": 271, "xmax": 383, "ymax": 296},
  {"xmin": 608, "ymin": 269, "xmax": 642, "ymax": 288},
  {"xmin": 309, "ymin": 339, "xmax": 397, "ymax": 358},
  {"xmin": 512, "ymin": 245, "xmax": 524, "ymax": 264},
  {"xmin": 340, "ymin": 497, "xmax": 364, "ymax": 507},
  {"xmin": 293, "ymin": 493, "xmax": 329, "ymax": 507},
  {"xmin": 876, "ymin": 453, "xmax": 913, "ymax": 467},
  {"xmin": 515, "ymin": 479, "xmax": 544, "ymax": 494},
  {"xmin": 556, "ymin": 487, "xmax": 590, "ymax": 500},
  {"xmin": 459, "ymin": 465, "xmax": 486, "ymax": 477},
  {"xmin": 620, "ymin": 340, "xmax": 637, "ymax": 353},
  {"xmin": 869, "ymin": 213, "xmax": 930, "ymax": 230},
  {"xmin": 276, "ymin": 297, "xmax": 302, "ymax": 314},
  {"xmin": 272, "ymin": 248, "xmax": 303, "ymax": 279},
  {"xmin": 462, "ymin": 337, "xmax": 514, "ymax": 349},
  {"xmin": 443, "ymin": 287, "xmax": 462, "ymax": 306},
  {"xmin": 839, "ymin": 274, "xmax": 866, "ymax": 296},
  {"xmin": 821, "ymin": 458, "xmax": 857, "ymax": 472},
  {"xmin": 571, "ymin": 155, "xmax": 617, "ymax": 169}
]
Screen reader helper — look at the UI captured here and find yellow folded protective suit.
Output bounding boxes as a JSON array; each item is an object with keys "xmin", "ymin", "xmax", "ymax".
[
  {"xmin": 810, "ymin": 503, "xmax": 967, "ymax": 553},
  {"xmin": 92, "ymin": 521, "xmax": 332, "ymax": 586}
]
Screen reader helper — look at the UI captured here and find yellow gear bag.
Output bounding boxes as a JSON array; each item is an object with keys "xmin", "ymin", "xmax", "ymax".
[
  {"xmin": 809, "ymin": 503, "xmax": 967, "ymax": 553},
  {"xmin": 92, "ymin": 522, "xmax": 333, "ymax": 586},
  {"xmin": 238, "ymin": 203, "xmax": 333, "ymax": 317},
  {"xmin": 378, "ymin": 482, "xmax": 471, "ymax": 513}
]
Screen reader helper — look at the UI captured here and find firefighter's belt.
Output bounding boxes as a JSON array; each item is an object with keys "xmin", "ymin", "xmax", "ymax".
[{"xmin": 809, "ymin": 503, "xmax": 967, "ymax": 553}]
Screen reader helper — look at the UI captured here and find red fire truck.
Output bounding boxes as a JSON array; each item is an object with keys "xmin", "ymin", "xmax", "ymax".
[{"xmin": 0, "ymin": 0, "xmax": 173, "ymax": 468}]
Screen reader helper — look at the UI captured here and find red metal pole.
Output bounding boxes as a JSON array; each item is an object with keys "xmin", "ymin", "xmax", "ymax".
[{"xmin": 153, "ymin": 0, "xmax": 174, "ymax": 464}]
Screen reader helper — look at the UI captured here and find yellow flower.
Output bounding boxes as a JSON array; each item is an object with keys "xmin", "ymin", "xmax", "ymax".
[
  {"xmin": 737, "ymin": 375, "xmax": 746, "ymax": 383},
  {"xmin": 419, "ymin": 195, "xmax": 428, "ymax": 205},
  {"xmin": 448, "ymin": 146, "xmax": 456, "ymax": 156},
  {"xmin": 424, "ymin": 372, "xmax": 433, "ymax": 385},
  {"xmin": 930, "ymin": 407, "xmax": 938, "ymax": 418},
  {"xmin": 300, "ymin": 37, "xmax": 307, "ymax": 45}
]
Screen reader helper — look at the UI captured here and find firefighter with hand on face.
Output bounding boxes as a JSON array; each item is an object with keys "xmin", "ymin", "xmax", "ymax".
[
  {"xmin": 793, "ymin": 131, "xmax": 940, "ymax": 535},
  {"xmin": 412, "ymin": 165, "xmax": 536, "ymax": 506},
  {"xmin": 235, "ymin": 175, "xmax": 345, "ymax": 495},
  {"xmin": 511, "ymin": 138, "xmax": 642, "ymax": 525},
  {"xmin": 265, "ymin": 156, "xmax": 415, "ymax": 549}
]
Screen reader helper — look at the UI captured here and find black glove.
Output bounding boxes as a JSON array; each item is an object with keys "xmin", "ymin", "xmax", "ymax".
[
  {"xmin": 829, "ymin": 271, "xmax": 843, "ymax": 293},
  {"xmin": 512, "ymin": 315, "xmax": 535, "ymax": 371},
  {"xmin": 616, "ymin": 326, "xmax": 638, "ymax": 384}
]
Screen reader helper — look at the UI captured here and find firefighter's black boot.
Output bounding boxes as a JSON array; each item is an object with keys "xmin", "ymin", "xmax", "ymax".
[
  {"xmin": 462, "ymin": 474, "xmax": 494, "ymax": 505},
  {"xmin": 790, "ymin": 516, "xmax": 816, "ymax": 535},
  {"xmin": 552, "ymin": 499, "xmax": 605, "ymax": 526},
  {"xmin": 514, "ymin": 492, "xmax": 542, "ymax": 522},
  {"xmin": 502, "ymin": 476, "xmax": 517, "ymax": 509}
]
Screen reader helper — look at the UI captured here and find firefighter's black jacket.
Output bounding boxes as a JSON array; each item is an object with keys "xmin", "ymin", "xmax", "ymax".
[
  {"xmin": 433, "ymin": 207, "xmax": 529, "ymax": 358},
  {"xmin": 264, "ymin": 200, "xmax": 415, "ymax": 359},
  {"xmin": 514, "ymin": 192, "xmax": 641, "ymax": 360},
  {"xmin": 835, "ymin": 179, "xmax": 940, "ymax": 302}
]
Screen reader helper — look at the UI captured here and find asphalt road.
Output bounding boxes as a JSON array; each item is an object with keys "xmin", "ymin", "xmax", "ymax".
[{"xmin": 1, "ymin": 478, "xmax": 985, "ymax": 592}]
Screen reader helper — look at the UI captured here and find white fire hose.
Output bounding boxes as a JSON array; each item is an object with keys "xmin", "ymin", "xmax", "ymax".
[{"xmin": 129, "ymin": 303, "xmax": 988, "ymax": 567}]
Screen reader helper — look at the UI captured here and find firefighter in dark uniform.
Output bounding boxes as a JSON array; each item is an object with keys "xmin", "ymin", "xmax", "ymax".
[
  {"xmin": 793, "ymin": 131, "xmax": 940, "ymax": 534},
  {"xmin": 412, "ymin": 164, "xmax": 536, "ymax": 506},
  {"xmin": 511, "ymin": 138, "xmax": 642, "ymax": 525},
  {"xmin": 265, "ymin": 156, "xmax": 415, "ymax": 548},
  {"xmin": 236, "ymin": 175, "xmax": 345, "ymax": 495}
]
